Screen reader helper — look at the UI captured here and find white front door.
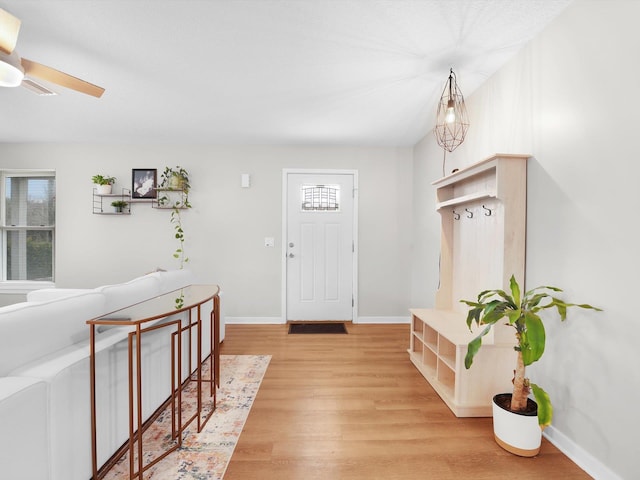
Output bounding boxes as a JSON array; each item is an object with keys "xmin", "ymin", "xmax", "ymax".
[{"xmin": 284, "ymin": 171, "xmax": 356, "ymax": 321}]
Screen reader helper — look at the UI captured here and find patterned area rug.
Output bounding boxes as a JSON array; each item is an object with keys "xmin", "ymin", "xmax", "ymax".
[{"xmin": 103, "ymin": 354, "xmax": 270, "ymax": 480}]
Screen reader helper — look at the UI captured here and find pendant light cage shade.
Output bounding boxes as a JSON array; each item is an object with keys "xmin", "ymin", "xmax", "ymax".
[{"xmin": 434, "ymin": 69, "xmax": 469, "ymax": 152}]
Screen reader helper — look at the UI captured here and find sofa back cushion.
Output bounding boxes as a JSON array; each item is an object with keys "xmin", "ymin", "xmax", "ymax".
[
  {"xmin": 0, "ymin": 292, "xmax": 106, "ymax": 376},
  {"xmin": 149, "ymin": 269, "xmax": 197, "ymax": 294},
  {"xmin": 97, "ymin": 274, "xmax": 161, "ymax": 314},
  {"xmin": 27, "ymin": 288, "xmax": 92, "ymax": 302}
]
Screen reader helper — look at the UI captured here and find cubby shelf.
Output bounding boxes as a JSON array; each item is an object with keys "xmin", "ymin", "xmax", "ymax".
[
  {"xmin": 408, "ymin": 308, "xmax": 515, "ymax": 417},
  {"xmin": 408, "ymin": 153, "xmax": 529, "ymax": 417}
]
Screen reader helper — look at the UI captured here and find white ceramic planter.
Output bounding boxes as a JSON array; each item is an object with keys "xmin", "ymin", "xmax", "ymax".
[
  {"xmin": 96, "ymin": 184, "xmax": 112, "ymax": 194},
  {"xmin": 492, "ymin": 393, "xmax": 542, "ymax": 457}
]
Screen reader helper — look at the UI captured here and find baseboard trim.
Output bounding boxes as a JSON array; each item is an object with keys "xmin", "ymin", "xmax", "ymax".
[
  {"xmin": 225, "ymin": 316, "xmax": 411, "ymax": 325},
  {"xmin": 356, "ymin": 316, "xmax": 410, "ymax": 324},
  {"xmin": 543, "ymin": 425, "xmax": 621, "ymax": 480},
  {"xmin": 225, "ymin": 317, "xmax": 284, "ymax": 324}
]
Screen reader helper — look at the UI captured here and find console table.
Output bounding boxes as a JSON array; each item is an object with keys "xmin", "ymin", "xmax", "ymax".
[{"xmin": 87, "ymin": 284, "xmax": 220, "ymax": 480}]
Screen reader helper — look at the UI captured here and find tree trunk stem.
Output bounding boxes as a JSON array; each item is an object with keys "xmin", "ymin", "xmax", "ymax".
[{"xmin": 511, "ymin": 351, "xmax": 528, "ymax": 411}]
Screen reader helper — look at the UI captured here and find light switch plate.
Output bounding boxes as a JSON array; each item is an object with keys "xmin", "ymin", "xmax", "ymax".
[{"xmin": 241, "ymin": 173, "xmax": 251, "ymax": 188}]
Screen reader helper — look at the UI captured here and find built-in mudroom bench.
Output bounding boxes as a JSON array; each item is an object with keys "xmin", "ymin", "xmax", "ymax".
[{"xmin": 409, "ymin": 153, "xmax": 529, "ymax": 417}]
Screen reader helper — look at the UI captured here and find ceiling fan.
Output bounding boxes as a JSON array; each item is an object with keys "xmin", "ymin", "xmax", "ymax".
[{"xmin": 0, "ymin": 7, "xmax": 104, "ymax": 97}]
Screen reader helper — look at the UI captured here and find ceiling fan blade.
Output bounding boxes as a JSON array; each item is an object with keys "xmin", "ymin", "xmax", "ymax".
[
  {"xmin": 0, "ymin": 8, "xmax": 21, "ymax": 55},
  {"xmin": 21, "ymin": 58, "xmax": 105, "ymax": 98}
]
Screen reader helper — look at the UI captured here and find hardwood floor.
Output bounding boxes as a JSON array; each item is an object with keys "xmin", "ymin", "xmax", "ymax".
[{"xmin": 220, "ymin": 323, "xmax": 591, "ymax": 479}]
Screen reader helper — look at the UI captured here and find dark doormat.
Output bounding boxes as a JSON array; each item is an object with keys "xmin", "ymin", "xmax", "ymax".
[{"xmin": 288, "ymin": 322, "xmax": 348, "ymax": 334}]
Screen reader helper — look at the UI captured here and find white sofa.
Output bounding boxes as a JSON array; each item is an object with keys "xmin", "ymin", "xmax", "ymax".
[{"xmin": 0, "ymin": 270, "xmax": 224, "ymax": 480}]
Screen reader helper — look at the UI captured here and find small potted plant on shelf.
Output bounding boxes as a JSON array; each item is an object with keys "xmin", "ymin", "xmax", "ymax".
[
  {"xmin": 461, "ymin": 275, "xmax": 601, "ymax": 457},
  {"xmin": 160, "ymin": 166, "xmax": 190, "ymax": 192},
  {"xmin": 110, "ymin": 200, "xmax": 128, "ymax": 213},
  {"xmin": 92, "ymin": 174, "xmax": 116, "ymax": 194}
]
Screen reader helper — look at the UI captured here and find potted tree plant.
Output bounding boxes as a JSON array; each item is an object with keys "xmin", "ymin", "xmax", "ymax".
[
  {"xmin": 92, "ymin": 174, "xmax": 116, "ymax": 194},
  {"xmin": 461, "ymin": 275, "xmax": 601, "ymax": 456}
]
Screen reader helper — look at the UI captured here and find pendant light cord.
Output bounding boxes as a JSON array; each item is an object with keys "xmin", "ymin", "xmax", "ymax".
[{"xmin": 442, "ymin": 148, "xmax": 447, "ymax": 177}]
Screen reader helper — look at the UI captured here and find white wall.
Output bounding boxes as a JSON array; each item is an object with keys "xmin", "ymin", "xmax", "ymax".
[
  {"xmin": 0, "ymin": 145, "xmax": 413, "ymax": 320},
  {"xmin": 412, "ymin": 1, "xmax": 638, "ymax": 478}
]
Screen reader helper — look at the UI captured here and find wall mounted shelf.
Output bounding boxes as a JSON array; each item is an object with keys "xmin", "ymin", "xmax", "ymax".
[
  {"xmin": 436, "ymin": 192, "xmax": 496, "ymax": 209},
  {"xmin": 92, "ymin": 188, "xmax": 131, "ymax": 215},
  {"xmin": 151, "ymin": 188, "xmax": 189, "ymax": 210}
]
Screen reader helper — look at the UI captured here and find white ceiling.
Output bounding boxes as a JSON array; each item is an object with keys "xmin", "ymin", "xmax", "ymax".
[{"xmin": 0, "ymin": 0, "xmax": 572, "ymax": 146}]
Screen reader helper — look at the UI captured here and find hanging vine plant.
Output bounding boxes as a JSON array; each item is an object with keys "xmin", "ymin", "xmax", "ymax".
[
  {"xmin": 159, "ymin": 166, "xmax": 192, "ymax": 270},
  {"xmin": 158, "ymin": 166, "xmax": 192, "ymax": 309},
  {"xmin": 170, "ymin": 208, "xmax": 188, "ymax": 267}
]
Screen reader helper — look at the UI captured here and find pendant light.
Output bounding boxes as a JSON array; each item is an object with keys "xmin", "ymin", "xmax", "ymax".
[{"xmin": 434, "ymin": 68, "xmax": 469, "ymax": 152}]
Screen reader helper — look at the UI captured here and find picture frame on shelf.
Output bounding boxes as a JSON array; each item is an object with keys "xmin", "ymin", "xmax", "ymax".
[{"xmin": 132, "ymin": 168, "xmax": 157, "ymax": 199}]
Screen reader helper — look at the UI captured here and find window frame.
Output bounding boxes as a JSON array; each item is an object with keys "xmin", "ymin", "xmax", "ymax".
[{"xmin": 0, "ymin": 169, "xmax": 56, "ymax": 292}]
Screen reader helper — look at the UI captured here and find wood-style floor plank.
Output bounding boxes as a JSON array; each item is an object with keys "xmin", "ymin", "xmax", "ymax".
[{"xmin": 220, "ymin": 324, "xmax": 591, "ymax": 479}]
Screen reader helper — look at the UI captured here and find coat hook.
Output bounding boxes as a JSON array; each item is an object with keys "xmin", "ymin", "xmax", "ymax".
[
  {"xmin": 453, "ymin": 210, "xmax": 460, "ymax": 220},
  {"xmin": 465, "ymin": 208, "xmax": 473, "ymax": 218},
  {"xmin": 482, "ymin": 205, "xmax": 492, "ymax": 216}
]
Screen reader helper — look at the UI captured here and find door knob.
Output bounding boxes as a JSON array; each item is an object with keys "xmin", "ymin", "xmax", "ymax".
[
  {"xmin": 288, "ymin": 253, "xmax": 295, "ymax": 258},
  {"xmin": 289, "ymin": 242, "xmax": 294, "ymax": 247}
]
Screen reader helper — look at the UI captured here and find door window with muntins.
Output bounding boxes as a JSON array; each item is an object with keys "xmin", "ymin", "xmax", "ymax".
[{"xmin": 301, "ymin": 184, "xmax": 340, "ymax": 211}]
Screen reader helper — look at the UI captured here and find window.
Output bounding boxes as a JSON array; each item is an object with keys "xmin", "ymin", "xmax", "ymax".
[
  {"xmin": 1, "ymin": 171, "xmax": 55, "ymax": 283},
  {"xmin": 301, "ymin": 184, "xmax": 340, "ymax": 211}
]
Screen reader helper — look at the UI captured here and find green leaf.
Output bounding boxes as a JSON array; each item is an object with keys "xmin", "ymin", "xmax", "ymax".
[
  {"xmin": 524, "ymin": 292, "xmax": 549, "ymax": 311},
  {"xmin": 575, "ymin": 303, "xmax": 603, "ymax": 311},
  {"xmin": 531, "ymin": 383, "xmax": 552, "ymax": 428},
  {"xmin": 478, "ymin": 288, "xmax": 514, "ymax": 306},
  {"xmin": 465, "ymin": 337, "xmax": 482, "ymax": 369},
  {"xmin": 509, "ymin": 275, "xmax": 521, "ymax": 307},
  {"xmin": 524, "ymin": 285, "xmax": 562, "ymax": 298},
  {"xmin": 521, "ymin": 312, "xmax": 545, "ymax": 366},
  {"xmin": 507, "ymin": 310, "xmax": 522, "ymax": 326},
  {"xmin": 465, "ymin": 324, "xmax": 492, "ymax": 369},
  {"xmin": 480, "ymin": 308, "xmax": 509, "ymax": 325},
  {"xmin": 556, "ymin": 302, "xmax": 567, "ymax": 320},
  {"xmin": 463, "ymin": 305, "xmax": 482, "ymax": 329}
]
